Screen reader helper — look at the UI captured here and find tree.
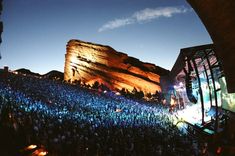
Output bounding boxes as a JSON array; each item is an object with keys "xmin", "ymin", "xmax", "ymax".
[
  {"xmin": 132, "ymin": 87, "xmax": 138, "ymax": 95},
  {"xmin": 100, "ymin": 83, "xmax": 110, "ymax": 92},
  {"xmin": 120, "ymin": 88, "xmax": 127, "ymax": 96},
  {"xmin": 146, "ymin": 93, "xmax": 152, "ymax": 99},
  {"xmin": 92, "ymin": 81, "xmax": 100, "ymax": 89},
  {"xmin": 137, "ymin": 90, "xmax": 144, "ymax": 99},
  {"xmin": 73, "ymin": 79, "xmax": 81, "ymax": 86},
  {"xmin": 131, "ymin": 87, "xmax": 144, "ymax": 99},
  {"xmin": 154, "ymin": 90, "xmax": 160, "ymax": 102}
]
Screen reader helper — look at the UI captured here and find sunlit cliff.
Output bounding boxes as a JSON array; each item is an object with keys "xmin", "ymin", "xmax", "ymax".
[{"xmin": 64, "ymin": 39, "xmax": 169, "ymax": 94}]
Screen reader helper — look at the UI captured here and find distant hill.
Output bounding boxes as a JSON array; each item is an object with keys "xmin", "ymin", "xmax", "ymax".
[
  {"xmin": 43, "ymin": 70, "xmax": 64, "ymax": 81},
  {"xmin": 15, "ymin": 68, "xmax": 41, "ymax": 77},
  {"xmin": 15, "ymin": 68, "xmax": 64, "ymax": 81}
]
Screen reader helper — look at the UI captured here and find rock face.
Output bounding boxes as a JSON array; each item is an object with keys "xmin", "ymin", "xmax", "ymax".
[{"xmin": 64, "ymin": 39, "xmax": 169, "ymax": 94}]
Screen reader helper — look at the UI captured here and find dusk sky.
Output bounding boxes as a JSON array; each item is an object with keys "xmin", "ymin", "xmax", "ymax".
[{"xmin": 0, "ymin": 0, "xmax": 212, "ymax": 74}]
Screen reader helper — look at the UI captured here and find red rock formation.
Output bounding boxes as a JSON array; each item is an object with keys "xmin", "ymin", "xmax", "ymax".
[{"xmin": 64, "ymin": 39, "xmax": 169, "ymax": 94}]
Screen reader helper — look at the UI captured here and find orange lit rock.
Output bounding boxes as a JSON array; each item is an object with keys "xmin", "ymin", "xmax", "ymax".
[{"xmin": 64, "ymin": 39, "xmax": 169, "ymax": 94}]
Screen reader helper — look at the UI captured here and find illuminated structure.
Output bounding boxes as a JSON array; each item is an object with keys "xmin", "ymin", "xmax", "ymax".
[
  {"xmin": 64, "ymin": 39, "xmax": 169, "ymax": 94},
  {"xmin": 171, "ymin": 44, "xmax": 235, "ymax": 132},
  {"xmin": 182, "ymin": 0, "xmax": 235, "ymax": 138},
  {"xmin": 187, "ymin": 0, "xmax": 235, "ymax": 93}
]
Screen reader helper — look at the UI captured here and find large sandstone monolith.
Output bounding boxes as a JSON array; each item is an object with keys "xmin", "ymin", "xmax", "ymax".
[{"xmin": 64, "ymin": 39, "xmax": 169, "ymax": 94}]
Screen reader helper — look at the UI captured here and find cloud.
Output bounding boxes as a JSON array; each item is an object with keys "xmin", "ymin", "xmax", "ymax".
[
  {"xmin": 98, "ymin": 18, "xmax": 134, "ymax": 32},
  {"xmin": 98, "ymin": 6, "xmax": 190, "ymax": 32},
  {"xmin": 133, "ymin": 7, "xmax": 188, "ymax": 22}
]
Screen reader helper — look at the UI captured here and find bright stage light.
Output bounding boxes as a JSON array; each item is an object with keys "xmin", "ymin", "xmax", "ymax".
[
  {"xmin": 32, "ymin": 149, "xmax": 48, "ymax": 156},
  {"xmin": 25, "ymin": 144, "xmax": 37, "ymax": 150},
  {"xmin": 179, "ymin": 82, "xmax": 183, "ymax": 87},
  {"xmin": 174, "ymin": 104, "xmax": 211, "ymax": 126}
]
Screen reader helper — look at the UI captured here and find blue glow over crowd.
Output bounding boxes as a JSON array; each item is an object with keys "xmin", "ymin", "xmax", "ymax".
[{"xmin": 0, "ymin": 73, "xmax": 210, "ymax": 155}]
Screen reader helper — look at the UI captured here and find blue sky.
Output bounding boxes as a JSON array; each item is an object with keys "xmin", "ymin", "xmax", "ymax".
[{"xmin": 0, "ymin": 0, "xmax": 212, "ymax": 74}]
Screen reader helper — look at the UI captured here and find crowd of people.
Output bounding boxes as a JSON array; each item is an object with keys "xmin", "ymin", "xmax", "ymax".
[{"xmin": 0, "ymin": 73, "xmax": 214, "ymax": 155}]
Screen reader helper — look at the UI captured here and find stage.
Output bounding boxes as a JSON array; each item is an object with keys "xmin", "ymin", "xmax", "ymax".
[{"xmin": 172, "ymin": 104, "xmax": 218, "ymax": 136}]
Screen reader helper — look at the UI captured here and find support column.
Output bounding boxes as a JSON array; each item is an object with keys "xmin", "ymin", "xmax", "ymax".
[
  {"xmin": 204, "ymin": 50, "xmax": 218, "ymax": 132},
  {"xmin": 192, "ymin": 58, "xmax": 205, "ymax": 124}
]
